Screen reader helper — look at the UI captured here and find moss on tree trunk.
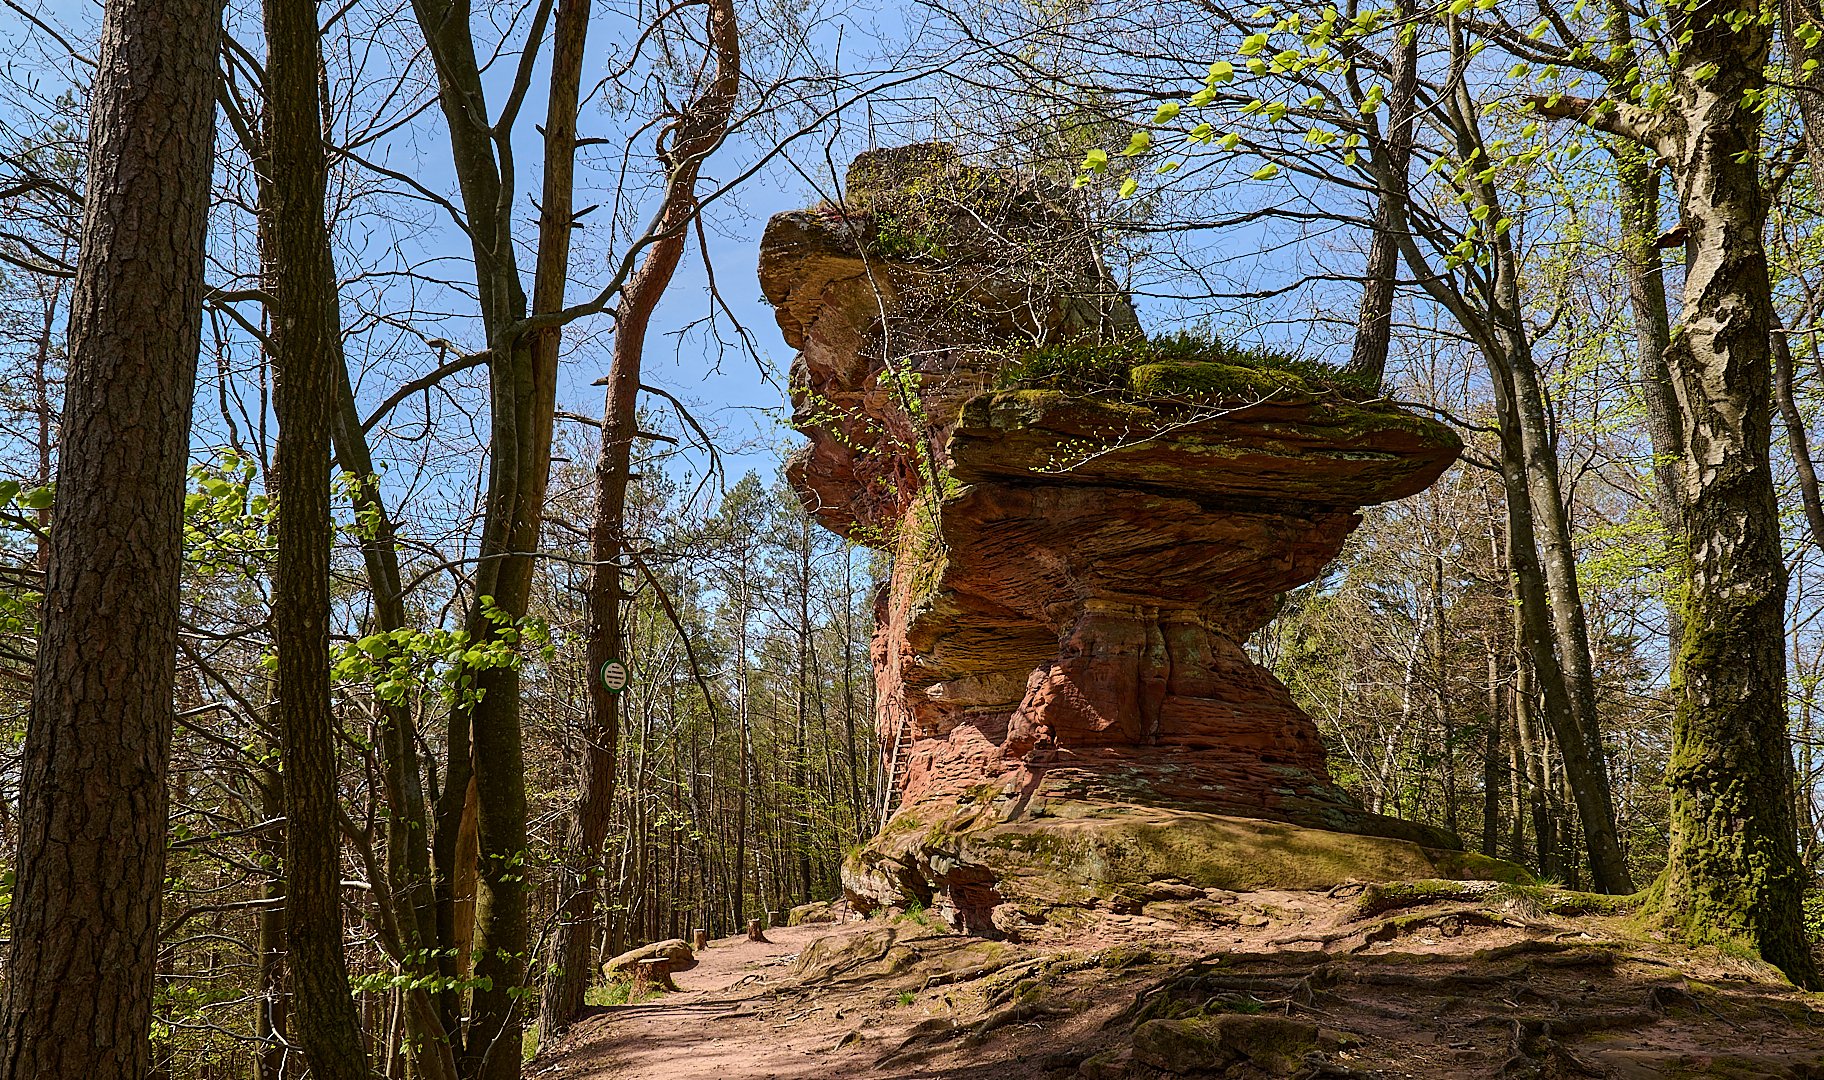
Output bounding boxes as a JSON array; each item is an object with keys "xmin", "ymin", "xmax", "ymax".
[{"xmin": 1643, "ymin": 0, "xmax": 1819, "ymax": 989}]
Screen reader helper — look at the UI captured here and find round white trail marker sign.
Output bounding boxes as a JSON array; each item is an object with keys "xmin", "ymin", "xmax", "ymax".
[{"xmin": 601, "ymin": 660, "xmax": 628, "ymax": 693}]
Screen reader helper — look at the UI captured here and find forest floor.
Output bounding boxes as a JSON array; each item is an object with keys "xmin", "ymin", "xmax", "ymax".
[{"xmin": 531, "ymin": 883, "xmax": 1824, "ymax": 1079}]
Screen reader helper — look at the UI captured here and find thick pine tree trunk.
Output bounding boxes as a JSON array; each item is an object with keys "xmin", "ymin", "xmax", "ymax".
[
  {"xmin": 262, "ymin": 0, "xmax": 377, "ymax": 1068},
  {"xmin": 0, "ymin": 0, "xmax": 220, "ymax": 1069}
]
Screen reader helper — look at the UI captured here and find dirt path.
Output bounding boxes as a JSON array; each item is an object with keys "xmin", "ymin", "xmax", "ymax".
[{"xmin": 533, "ymin": 890, "xmax": 1824, "ymax": 1080}]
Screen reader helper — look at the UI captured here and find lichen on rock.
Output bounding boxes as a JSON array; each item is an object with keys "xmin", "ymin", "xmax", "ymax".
[{"xmin": 758, "ymin": 144, "xmax": 1520, "ymax": 935}]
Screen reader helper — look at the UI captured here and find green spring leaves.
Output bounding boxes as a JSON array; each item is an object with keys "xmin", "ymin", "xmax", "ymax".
[
  {"xmin": 333, "ymin": 595, "xmax": 553, "ymax": 712},
  {"xmin": 185, "ymin": 450, "xmax": 272, "ymax": 575},
  {"xmin": 1070, "ymin": 1, "xmax": 1399, "ymax": 201}
]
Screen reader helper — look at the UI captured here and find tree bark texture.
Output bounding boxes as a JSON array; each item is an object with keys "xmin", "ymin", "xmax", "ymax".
[
  {"xmin": 0, "ymin": 0, "xmax": 221, "ymax": 1069},
  {"xmin": 262, "ymin": 0, "xmax": 377, "ymax": 1069},
  {"xmin": 1344, "ymin": 12, "xmax": 1417, "ymax": 388},
  {"xmin": 1652, "ymin": 0, "xmax": 1818, "ymax": 987}
]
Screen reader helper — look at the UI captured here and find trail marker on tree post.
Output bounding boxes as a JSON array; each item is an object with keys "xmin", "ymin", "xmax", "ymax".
[{"xmin": 601, "ymin": 659, "xmax": 628, "ymax": 693}]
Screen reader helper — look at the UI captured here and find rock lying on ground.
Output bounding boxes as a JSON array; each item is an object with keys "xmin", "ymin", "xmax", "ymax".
[
  {"xmin": 788, "ymin": 899, "xmax": 847, "ymax": 926},
  {"xmin": 758, "ymin": 142, "xmax": 1526, "ymax": 933},
  {"xmin": 603, "ymin": 938, "xmax": 697, "ymax": 979}
]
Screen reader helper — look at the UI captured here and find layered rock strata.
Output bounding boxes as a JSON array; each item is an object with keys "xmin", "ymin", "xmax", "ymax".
[{"xmin": 760, "ymin": 146, "xmax": 1517, "ymax": 930}]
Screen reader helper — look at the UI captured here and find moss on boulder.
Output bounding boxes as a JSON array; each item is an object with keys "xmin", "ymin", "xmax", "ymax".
[
  {"xmin": 844, "ymin": 796, "xmax": 1532, "ymax": 930},
  {"xmin": 947, "ymin": 386, "xmax": 1461, "ymax": 507}
]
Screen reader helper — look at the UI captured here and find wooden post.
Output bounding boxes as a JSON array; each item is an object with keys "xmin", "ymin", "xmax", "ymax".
[
  {"xmin": 692, "ymin": 928, "xmax": 708, "ymax": 951},
  {"xmin": 746, "ymin": 919, "xmax": 770, "ymax": 944}
]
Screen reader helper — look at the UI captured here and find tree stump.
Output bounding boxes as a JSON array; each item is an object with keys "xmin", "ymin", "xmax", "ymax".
[
  {"xmin": 692, "ymin": 928, "xmax": 709, "ymax": 950},
  {"xmin": 631, "ymin": 957, "xmax": 678, "ymax": 996},
  {"xmin": 747, "ymin": 919, "xmax": 771, "ymax": 944}
]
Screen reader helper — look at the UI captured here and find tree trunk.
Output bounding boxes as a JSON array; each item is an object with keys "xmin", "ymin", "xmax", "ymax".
[
  {"xmin": 732, "ymin": 572, "xmax": 751, "ymax": 925},
  {"xmin": 0, "ymin": 0, "xmax": 220, "ymax": 1067},
  {"xmin": 1613, "ymin": 147, "xmax": 1686, "ymax": 652},
  {"xmin": 1342, "ymin": 5, "xmax": 1417, "ymax": 388},
  {"xmin": 404, "ymin": 0, "xmax": 530, "ymax": 1063},
  {"xmin": 1773, "ymin": 314, "xmax": 1824, "ymax": 555},
  {"xmin": 1650, "ymin": 1, "xmax": 1818, "ymax": 986},
  {"xmin": 1494, "ymin": 399, "xmax": 1626, "ymax": 888},
  {"xmin": 1481, "ymin": 630, "xmax": 1504, "ymax": 859},
  {"xmin": 1509, "ymin": 543, "xmax": 1559, "ymax": 880},
  {"xmin": 528, "ymin": 0, "xmax": 604, "ymax": 1039},
  {"xmin": 1396, "ymin": 50, "xmax": 1632, "ymax": 892},
  {"xmin": 1431, "ymin": 552, "xmax": 1458, "ymax": 836},
  {"xmin": 539, "ymin": 0, "xmax": 740, "ymax": 1033},
  {"xmin": 1464, "ymin": 84, "xmax": 1631, "ymax": 890},
  {"xmin": 255, "ymin": 773, "xmax": 292, "ymax": 1080},
  {"xmin": 1786, "ymin": 0, "xmax": 1824, "ymax": 188},
  {"xmin": 330, "ymin": 336, "xmax": 453, "ymax": 1079},
  {"xmin": 262, "ymin": 0, "xmax": 375, "ymax": 1066}
]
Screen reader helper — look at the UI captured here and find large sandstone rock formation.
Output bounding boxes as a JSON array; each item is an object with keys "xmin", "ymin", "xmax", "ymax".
[{"xmin": 760, "ymin": 145, "xmax": 1522, "ymax": 932}]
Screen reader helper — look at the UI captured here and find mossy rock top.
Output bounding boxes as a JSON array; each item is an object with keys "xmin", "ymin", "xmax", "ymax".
[
  {"xmin": 971, "ymin": 803, "xmax": 1530, "ymax": 896},
  {"xmin": 948, "ymin": 385, "xmax": 1461, "ymax": 508},
  {"xmin": 993, "ymin": 332, "xmax": 1376, "ymax": 398},
  {"xmin": 845, "ymin": 142, "xmax": 970, "ymax": 201}
]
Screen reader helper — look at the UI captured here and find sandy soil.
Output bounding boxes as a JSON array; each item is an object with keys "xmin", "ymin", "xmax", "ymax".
[{"xmin": 531, "ymin": 888, "xmax": 1824, "ymax": 1080}]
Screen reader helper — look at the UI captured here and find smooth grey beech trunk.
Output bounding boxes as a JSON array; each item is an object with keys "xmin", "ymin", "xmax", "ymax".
[{"xmin": 1649, "ymin": 0, "xmax": 1817, "ymax": 987}]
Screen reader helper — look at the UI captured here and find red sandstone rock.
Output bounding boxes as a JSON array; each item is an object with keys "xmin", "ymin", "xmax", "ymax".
[{"xmin": 759, "ymin": 146, "xmax": 1476, "ymax": 925}]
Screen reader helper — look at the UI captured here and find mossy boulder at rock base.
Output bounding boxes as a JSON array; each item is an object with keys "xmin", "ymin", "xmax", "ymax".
[{"xmin": 844, "ymin": 791, "xmax": 1530, "ymax": 933}]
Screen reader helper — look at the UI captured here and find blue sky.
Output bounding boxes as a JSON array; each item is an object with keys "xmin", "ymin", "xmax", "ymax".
[{"xmin": 0, "ymin": 0, "xmax": 892, "ymax": 498}]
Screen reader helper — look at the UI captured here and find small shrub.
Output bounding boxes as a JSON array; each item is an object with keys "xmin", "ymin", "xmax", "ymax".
[
  {"xmin": 586, "ymin": 976, "xmax": 657, "ymax": 1007},
  {"xmin": 1804, "ymin": 890, "xmax": 1824, "ymax": 945},
  {"xmin": 1209, "ymin": 993, "xmax": 1266, "ymax": 1015}
]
